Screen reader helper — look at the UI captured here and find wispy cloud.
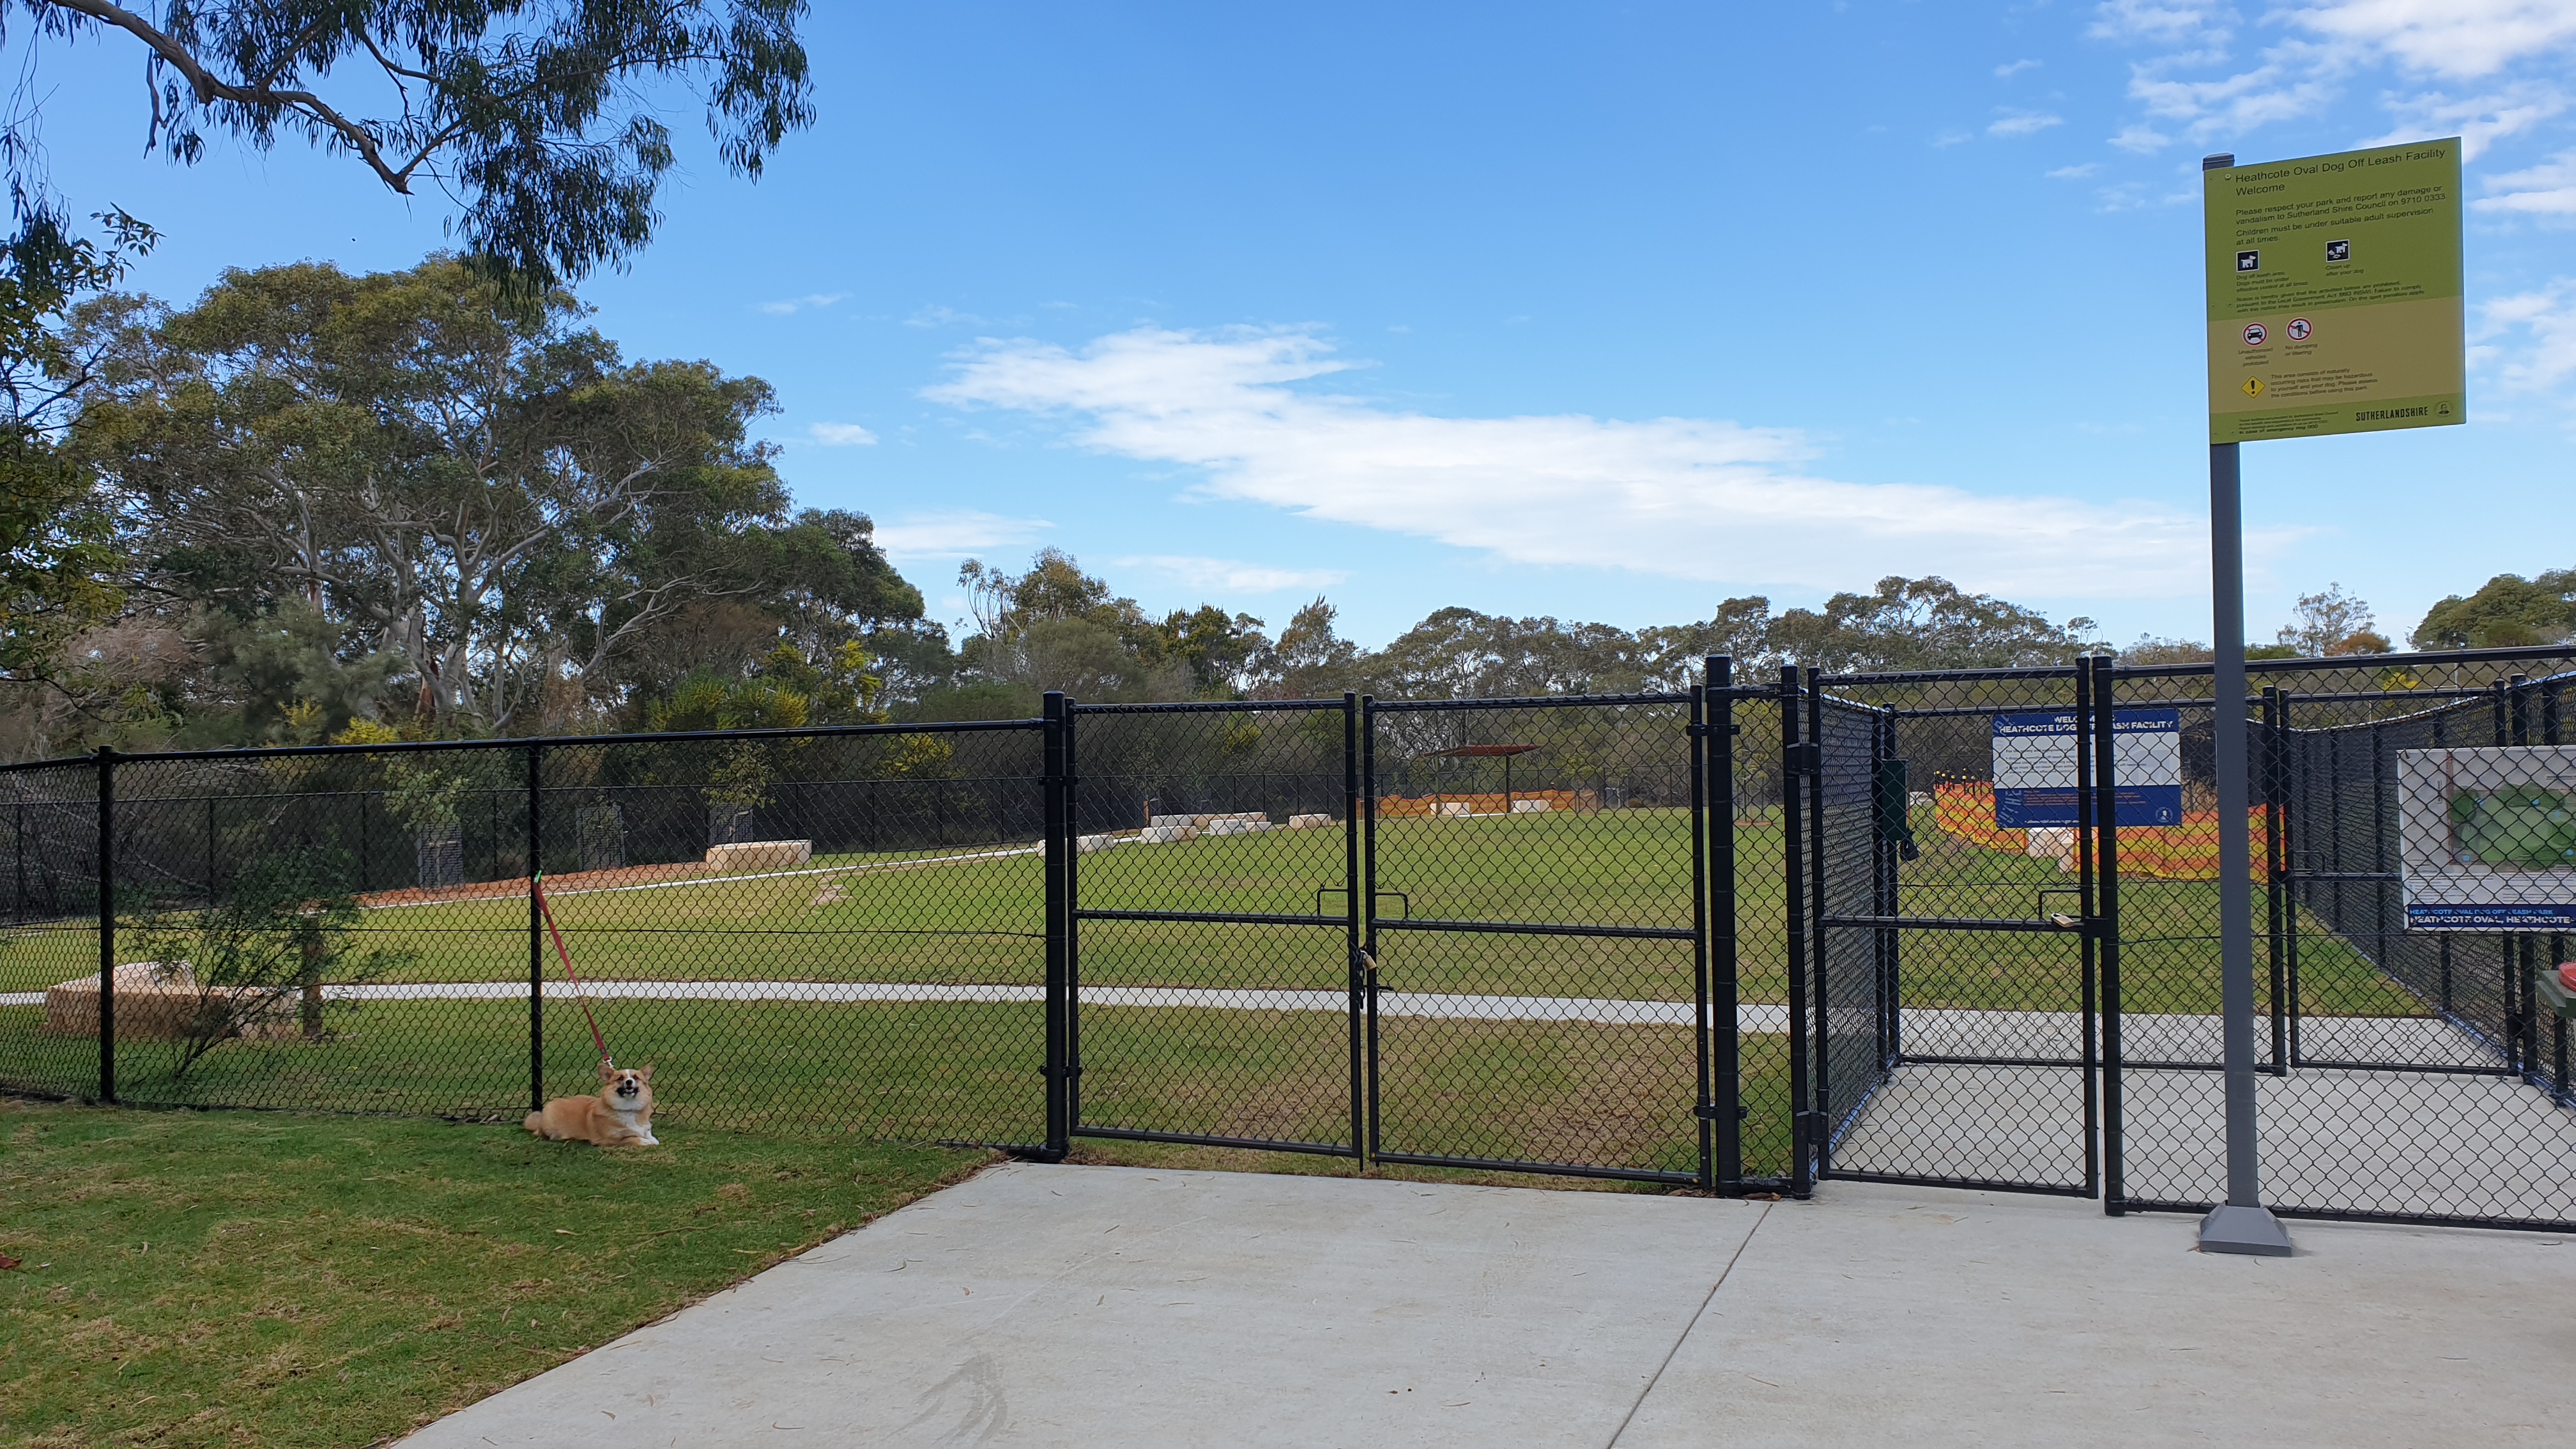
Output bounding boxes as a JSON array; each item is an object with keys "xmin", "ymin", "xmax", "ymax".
[
  {"xmin": 2109, "ymin": 123, "xmax": 2172, "ymax": 153},
  {"xmin": 1989, "ymin": 111, "xmax": 2066, "ymax": 137},
  {"xmin": 2294, "ymin": 0, "xmax": 2576, "ymax": 80},
  {"xmin": 2472, "ymin": 279, "xmax": 2576, "ymax": 395},
  {"xmin": 806, "ymin": 422, "xmax": 880, "ymax": 446},
  {"xmin": 1112, "ymin": 555, "xmax": 1350, "ymax": 593},
  {"xmin": 2047, "ymin": 162, "xmax": 2103, "ymax": 179},
  {"xmin": 2365, "ymin": 83, "xmax": 2568, "ymax": 158},
  {"xmin": 2476, "ymin": 146, "xmax": 2576, "ymax": 213},
  {"xmin": 925, "ymin": 326, "xmax": 2206, "ymax": 599},
  {"xmin": 2089, "ymin": 1, "xmax": 2223, "ymax": 44},
  {"xmin": 907, "ymin": 304, "xmax": 990, "ymax": 329},
  {"xmin": 1995, "ymin": 57, "xmax": 2044, "ymax": 77},
  {"xmin": 871, "ymin": 510, "xmax": 1054, "ymax": 563},
  {"xmin": 757, "ymin": 293, "xmax": 848, "ymax": 316},
  {"xmin": 1931, "ymin": 128, "xmax": 1976, "ymax": 148},
  {"xmin": 2094, "ymin": 0, "xmax": 2576, "ymax": 148}
]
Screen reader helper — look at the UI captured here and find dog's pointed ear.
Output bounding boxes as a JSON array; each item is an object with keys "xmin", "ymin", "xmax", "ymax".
[
  {"xmin": 599, "ymin": 1060, "xmax": 617, "ymax": 1082},
  {"xmin": 638, "ymin": 1063, "xmax": 654, "ymax": 1082}
]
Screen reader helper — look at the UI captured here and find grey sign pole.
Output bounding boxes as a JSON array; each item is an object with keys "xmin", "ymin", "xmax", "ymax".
[{"xmin": 2198, "ymin": 150, "xmax": 2294, "ymax": 1257}]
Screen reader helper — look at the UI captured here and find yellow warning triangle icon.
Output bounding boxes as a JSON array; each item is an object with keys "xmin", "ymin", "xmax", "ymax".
[{"xmin": 2242, "ymin": 378, "xmax": 2266, "ymax": 398}]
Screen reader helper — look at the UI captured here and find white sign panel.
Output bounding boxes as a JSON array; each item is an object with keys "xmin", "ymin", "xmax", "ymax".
[{"xmin": 2398, "ymin": 745, "xmax": 2576, "ymax": 930}]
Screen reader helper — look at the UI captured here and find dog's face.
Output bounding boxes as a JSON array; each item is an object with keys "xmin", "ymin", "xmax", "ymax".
[{"xmin": 600, "ymin": 1062, "xmax": 654, "ymax": 1109}]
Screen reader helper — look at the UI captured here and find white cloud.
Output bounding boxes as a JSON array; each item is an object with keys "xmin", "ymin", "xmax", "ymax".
[
  {"xmin": 924, "ymin": 327, "xmax": 2207, "ymax": 599},
  {"xmin": 907, "ymin": 304, "xmax": 989, "ymax": 329},
  {"xmin": 1112, "ymin": 556, "xmax": 1350, "ymax": 593},
  {"xmin": 2047, "ymin": 162, "xmax": 2104, "ymax": 178},
  {"xmin": 1931, "ymin": 128, "xmax": 1975, "ymax": 148},
  {"xmin": 1995, "ymin": 58, "xmax": 2045, "ymax": 77},
  {"xmin": 806, "ymin": 422, "xmax": 880, "ymax": 446},
  {"xmin": 757, "ymin": 293, "xmax": 848, "ymax": 316},
  {"xmin": 873, "ymin": 510, "xmax": 1054, "ymax": 562},
  {"xmin": 2095, "ymin": 1, "xmax": 2576, "ymax": 149},
  {"xmin": 2110, "ymin": 123, "xmax": 2173, "ymax": 152},
  {"xmin": 2288, "ymin": 0, "xmax": 2576, "ymax": 80},
  {"xmin": 1989, "ymin": 111, "xmax": 2067, "ymax": 137},
  {"xmin": 2476, "ymin": 146, "xmax": 2576, "ymax": 213},
  {"xmin": 2473, "ymin": 279, "xmax": 2576, "ymax": 392},
  {"xmin": 2090, "ymin": 1, "xmax": 2224, "ymax": 43},
  {"xmin": 2363, "ymin": 84, "xmax": 2568, "ymax": 159}
]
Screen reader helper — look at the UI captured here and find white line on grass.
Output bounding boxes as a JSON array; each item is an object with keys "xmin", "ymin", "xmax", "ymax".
[{"xmin": 358, "ymin": 844, "xmax": 1044, "ymax": 911}]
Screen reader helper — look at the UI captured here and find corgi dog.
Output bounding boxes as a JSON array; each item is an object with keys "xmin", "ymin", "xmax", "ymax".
[{"xmin": 525, "ymin": 1062, "xmax": 659, "ymax": 1146}]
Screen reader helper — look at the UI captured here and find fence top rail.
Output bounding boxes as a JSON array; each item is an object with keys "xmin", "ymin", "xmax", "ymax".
[
  {"xmin": 2113, "ymin": 644, "xmax": 2576, "ymax": 682},
  {"xmin": 1369, "ymin": 690, "xmax": 1690, "ymax": 713},
  {"xmin": 1809, "ymin": 643, "xmax": 2576, "ymax": 689},
  {"xmin": 65, "ymin": 717, "xmax": 1048, "ymax": 767},
  {"xmin": 1070, "ymin": 698, "xmax": 1347, "ymax": 716},
  {"xmin": 0, "ymin": 753, "xmax": 100, "ymax": 777},
  {"xmin": 1813, "ymin": 663, "xmax": 2089, "ymax": 687}
]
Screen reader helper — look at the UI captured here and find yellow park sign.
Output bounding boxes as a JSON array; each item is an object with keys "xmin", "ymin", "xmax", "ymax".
[{"xmin": 2204, "ymin": 139, "xmax": 2464, "ymax": 443}]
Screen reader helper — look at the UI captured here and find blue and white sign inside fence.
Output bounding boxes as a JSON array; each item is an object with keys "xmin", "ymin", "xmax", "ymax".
[{"xmin": 1992, "ymin": 709, "xmax": 2185, "ymax": 828}]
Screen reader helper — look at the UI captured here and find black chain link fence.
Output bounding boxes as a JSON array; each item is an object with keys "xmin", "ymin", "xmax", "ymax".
[{"xmin": 4, "ymin": 650, "xmax": 2570, "ymax": 1229}]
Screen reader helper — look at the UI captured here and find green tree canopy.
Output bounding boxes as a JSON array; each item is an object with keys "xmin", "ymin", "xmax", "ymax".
[
  {"xmin": 5, "ymin": 1, "xmax": 813, "ymax": 288},
  {"xmin": 2412, "ymin": 569, "xmax": 2575, "ymax": 650},
  {"xmin": 71, "ymin": 256, "xmax": 916, "ymax": 738}
]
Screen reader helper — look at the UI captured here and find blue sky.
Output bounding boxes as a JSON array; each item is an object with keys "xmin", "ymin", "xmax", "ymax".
[{"xmin": 23, "ymin": 2, "xmax": 2576, "ymax": 648}]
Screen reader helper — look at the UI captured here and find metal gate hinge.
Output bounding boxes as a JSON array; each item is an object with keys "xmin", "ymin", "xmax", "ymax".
[
  {"xmin": 1693, "ymin": 1103, "xmax": 1749, "ymax": 1122},
  {"xmin": 1786, "ymin": 742, "xmax": 1821, "ymax": 773}
]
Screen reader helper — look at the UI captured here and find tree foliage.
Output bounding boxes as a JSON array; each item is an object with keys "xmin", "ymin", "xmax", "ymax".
[
  {"xmin": 68, "ymin": 257, "xmax": 915, "ymax": 739},
  {"xmin": 2412, "ymin": 569, "xmax": 2575, "ymax": 650},
  {"xmin": 6, "ymin": 1, "xmax": 813, "ymax": 289}
]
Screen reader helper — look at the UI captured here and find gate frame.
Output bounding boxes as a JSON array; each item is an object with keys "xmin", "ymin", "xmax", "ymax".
[{"xmin": 1788, "ymin": 660, "xmax": 2109, "ymax": 1200}]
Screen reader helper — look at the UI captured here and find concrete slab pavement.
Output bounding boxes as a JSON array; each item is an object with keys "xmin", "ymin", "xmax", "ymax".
[
  {"xmin": 1618, "ymin": 1182, "xmax": 2576, "ymax": 1448},
  {"xmin": 402, "ymin": 1165, "xmax": 2576, "ymax": 1449},
  {"xmin": 399, "ymin": 1164, "xmax": 1765, "ymax": 1449}
]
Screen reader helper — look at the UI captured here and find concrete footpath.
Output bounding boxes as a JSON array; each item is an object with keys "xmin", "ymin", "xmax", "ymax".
[{"xmin": 402, "ymin": 1165, "xmax": 2573, "ymax": 1448}]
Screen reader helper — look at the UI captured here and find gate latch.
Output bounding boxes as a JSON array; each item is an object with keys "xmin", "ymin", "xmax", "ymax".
[{"xmin": 1785, "ymin": 742, "xmax": 1821, "ymax": 774}]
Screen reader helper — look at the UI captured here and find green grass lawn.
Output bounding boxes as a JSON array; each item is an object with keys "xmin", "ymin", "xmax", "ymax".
[{"xmin": 0, "ymin": 1097, "xmax": 983, "ymax": 1449}]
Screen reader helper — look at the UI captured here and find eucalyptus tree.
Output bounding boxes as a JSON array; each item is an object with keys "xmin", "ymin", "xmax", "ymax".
[
  {"xmin": 2, "ymin": 1, "xmax": 813, "ymax": 289},
  {"xmin": 73, "ymin": 256, "xmax": 813, "ymax": 733}
]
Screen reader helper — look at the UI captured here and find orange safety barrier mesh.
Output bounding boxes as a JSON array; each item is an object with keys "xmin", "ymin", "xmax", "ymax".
[
  {"xmin": 1376, "ymin": 788, "xmax": 1594, "ymax": 819},
  {"xmin": 1930, "ymin": 780, "xmax": 2269, "ymax": 884}
]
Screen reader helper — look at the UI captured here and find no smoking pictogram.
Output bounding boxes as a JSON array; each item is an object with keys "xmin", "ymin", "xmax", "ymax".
[
  {"xmin": 2243, "ymin": 322, "xmax": 2268, "ymax": 346},
  {"xmin": 2288, "ymin": 318, "xmax": 2312, "ymax": 341}
]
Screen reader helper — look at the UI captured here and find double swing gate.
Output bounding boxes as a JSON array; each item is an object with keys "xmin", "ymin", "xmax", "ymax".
[{"xmin": 1054, "ymin": 687, "xmax": 1731, "ymax": 1186}]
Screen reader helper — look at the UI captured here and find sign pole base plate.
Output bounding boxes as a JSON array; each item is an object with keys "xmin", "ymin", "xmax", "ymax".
[{"xmin": 2198, "ymin": 1203, "xmax": 2295, "ymax": 1256}]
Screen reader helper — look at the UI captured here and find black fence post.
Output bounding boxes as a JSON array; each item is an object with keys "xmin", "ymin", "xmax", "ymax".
[
  {"xmin": 2264, "ymin": 686, "xmax": 2290, "ymax": 1071},
  {"xmin": 1706, "ymin": 657, "xmax": 1742, "ymax": 1192},
  {"xmin": 526, "ymin": 741, "xmax": 545, "ymax": 1115},
  {"xmin": 1361, "ymin": 694, "xmax": 1381, "ymax": 1165},
  {"xmin": 2074, "ymin": 657, "xmax": 2099, "ymax": 1199},
  {"xmin": 1688, "ymin": 678, "xmax": 1714, "ymax": 1191},
  {"xmin": 1804, "ymin": 667, "xmax": 1831, "ymax": 1178},
  {"xmin": 1344, "ymin": 691, "xmax": 1365, "ymax": 1162},
  {"xmin": 1041, "ymin": 691, "xmax": 1070, "ymax": 1159},
  {"xmin": 2092, "ymin": 657, "xmax": 2124, "ymax": 1213},
  {"xmin": 95, "ymin": 746, "xmax": 115, "ymax": 1105},
  {"xmin": 1062, "ymin": 699, "xmax": 1084, "ymax": 1133},
  {"xmin": 1778, "ymin": 664, "xmax": 1812, "ymax": 1197}
]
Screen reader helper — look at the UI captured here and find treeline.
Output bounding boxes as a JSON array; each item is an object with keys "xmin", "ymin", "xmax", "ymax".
[{"xmin": 1, "ymin": 252, "xmax": 2562, "ymax": 758}]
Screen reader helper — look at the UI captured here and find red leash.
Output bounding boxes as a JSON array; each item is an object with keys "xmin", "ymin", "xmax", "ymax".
[{"xmin": 532, "ymin": 873, "xmax": 613, "ymax": 1069}]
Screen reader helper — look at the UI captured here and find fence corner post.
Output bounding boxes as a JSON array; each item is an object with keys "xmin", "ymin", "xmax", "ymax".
[
  {"xmin": 95, "ymin": 744, "xmax": 115, "ymax": 1105},
  {"xmin": 1041, "ymin": 691, "xmax": 1070, "ymax": 1160}
]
